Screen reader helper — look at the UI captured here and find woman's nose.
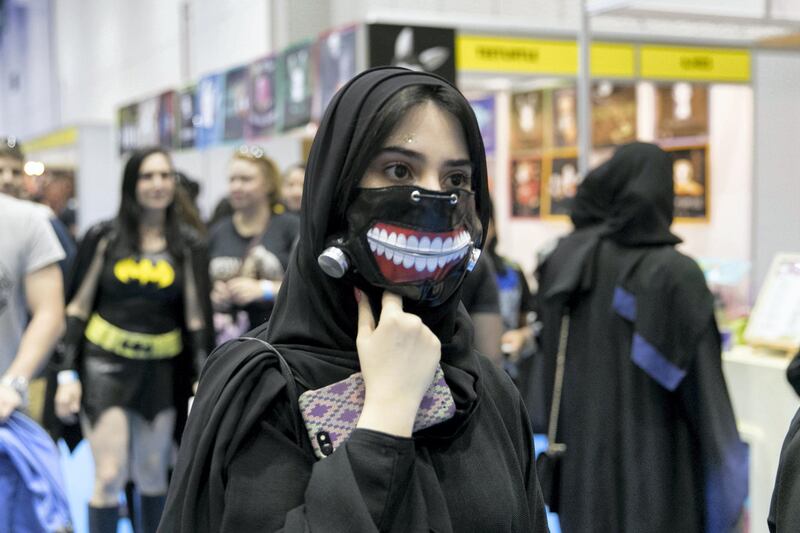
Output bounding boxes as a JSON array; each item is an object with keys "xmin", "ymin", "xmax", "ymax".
[{"xmin": 418, "ymin": 170, "xmax": 441, "ymax": 191}]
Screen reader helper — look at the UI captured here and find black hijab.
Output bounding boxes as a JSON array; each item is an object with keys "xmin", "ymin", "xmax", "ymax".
[
  {"xmin": 265, "ymin": 66, "xmax": 492, "ymax": 430},
  {"xmin": 571, "ymin": 142, "xmax": 681, "ymax": 246},
  {"xmin": 540, "ymin": 142, "xmax": 711, "ymax": 387}
]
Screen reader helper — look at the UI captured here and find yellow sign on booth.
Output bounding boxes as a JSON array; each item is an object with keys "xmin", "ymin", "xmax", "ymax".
[
  {"xmin": 22, "ymin": 127, "xmax": 79, "ymax": 153},
  {"xmin": 640, "ymin": 45, "xmax": 750, "ymax": 82},
  {"xmin": 591, "ymin": 43, "xmax": 636, "ymax": 78},
  {"xmin": 457, "ymin": 36, "xmax": 577, "ymax": 75},
  {"xmin": 456, "ymin": 35, "xmax": 635, "ymax": 78}
]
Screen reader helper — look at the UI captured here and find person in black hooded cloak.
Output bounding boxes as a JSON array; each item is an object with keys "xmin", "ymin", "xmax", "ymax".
[
  {"xmin": 535, "ymin": 142, "xmax": 747, "ymax": 533},
  {"xmin": 158, "ymin": 67, "xmax": 549, "ymax": 533}
]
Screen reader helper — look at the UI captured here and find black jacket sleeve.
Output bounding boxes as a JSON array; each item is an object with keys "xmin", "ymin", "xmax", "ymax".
[
  {"xmin": 769, "ymin": 408, "xmax": 800, "ymax": 532},
  {"xmin": 223, "ymin": 426, "xmax": 417, "ymax": 532},
  {"xmin": 678, "ymin": 322, "xmax": 748, "ymax": 533},
  {"xmin": 183, "ymin": 234, "xmax": 214, "ymax": 380},
  {"xmin": 59, "ymin": 222, "xmax": 113, "ymax": 371}
]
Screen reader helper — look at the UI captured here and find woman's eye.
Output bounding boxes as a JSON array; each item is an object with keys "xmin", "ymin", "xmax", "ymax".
[
  {"xmin": 384, "ymin": 164, "xmax": 411, "ymax": 181},
  {"xmin": 446, "ymin": 173, "xmax": 470, "ymax": 189}
]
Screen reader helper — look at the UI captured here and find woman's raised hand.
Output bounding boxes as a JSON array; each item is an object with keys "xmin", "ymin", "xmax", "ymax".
[{"xmin": 355, "ymin": 290, "xmax": 441, "ymax": 437}]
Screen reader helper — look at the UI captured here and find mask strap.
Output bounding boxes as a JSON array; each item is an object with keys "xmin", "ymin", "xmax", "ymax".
[{"xmin": 410, "ymin": 189, "xmax": 459, "ymax": 205}]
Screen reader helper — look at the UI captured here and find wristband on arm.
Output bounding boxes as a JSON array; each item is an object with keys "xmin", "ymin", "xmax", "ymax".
[{"xmin": 260, "ymin": 280, "xmax": 275, "ymax": 302}]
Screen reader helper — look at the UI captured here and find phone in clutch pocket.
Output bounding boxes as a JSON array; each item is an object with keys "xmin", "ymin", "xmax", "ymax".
[{"xmin": 298, "ymin": 365, "xmax": 455, "ymax": 459}]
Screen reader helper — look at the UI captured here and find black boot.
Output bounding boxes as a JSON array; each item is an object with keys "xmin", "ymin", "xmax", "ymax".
[
  {"xmin": 88, "ymin": 505, "xmax": 119, "ymax": 533},
  {"xmin": 137, "ymin": 494, "xmax": 166, "ymax": 533}
]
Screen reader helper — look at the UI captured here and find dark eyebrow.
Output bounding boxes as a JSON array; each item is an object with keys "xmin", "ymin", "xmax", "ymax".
[
  {"xmin": 378, "ymin": 146, "xmax": 424, "ymax": 161},
  {"xmin": 444, "ymin": 159, "xmax": 472, "ymax": 168},
  {"xmin": 378, "ymin": 146, "xmax": 472, "ymax": 168}
]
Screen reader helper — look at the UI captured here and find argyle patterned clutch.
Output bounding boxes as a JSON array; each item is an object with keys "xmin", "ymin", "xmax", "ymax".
[{"xmin": 298, "ymin": 365, "xmax": 456, "ymax": 459}]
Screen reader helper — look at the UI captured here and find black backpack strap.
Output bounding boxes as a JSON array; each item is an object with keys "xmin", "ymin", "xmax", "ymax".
[{"xmin": 239, "ymin": 337, "xmax": 310, "ymax": 454}]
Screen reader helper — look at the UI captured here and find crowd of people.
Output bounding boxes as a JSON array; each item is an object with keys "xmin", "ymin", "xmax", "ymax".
[{"xmin": 1, "ymin": 65, "xmax": 793, "ymax": 533}]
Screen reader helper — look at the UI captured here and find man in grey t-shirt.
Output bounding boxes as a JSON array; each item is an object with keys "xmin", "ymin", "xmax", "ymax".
[{"xmin": 0, "ymin": 190, "xmax": 66, "ymax": 421}]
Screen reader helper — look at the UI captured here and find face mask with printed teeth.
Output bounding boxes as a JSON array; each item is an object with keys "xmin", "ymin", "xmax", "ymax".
[{"xmin": 366, "ymin": 223, "xmax": 471, "ymax": 283}]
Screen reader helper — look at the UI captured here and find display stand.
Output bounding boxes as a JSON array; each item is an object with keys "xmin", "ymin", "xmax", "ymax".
[{"xmin": 744, "ymin": 253, "xmax": 800, "ymax": 356}]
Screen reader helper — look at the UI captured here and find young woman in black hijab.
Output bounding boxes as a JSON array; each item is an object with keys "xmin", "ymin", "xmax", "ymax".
[
  {"xmin": 159, "ymin": 67, "xmax": 549, "ymax": 532},
  {"xmin": 535, "ymin": 142, "xmax": 747, "ymax": 533}
]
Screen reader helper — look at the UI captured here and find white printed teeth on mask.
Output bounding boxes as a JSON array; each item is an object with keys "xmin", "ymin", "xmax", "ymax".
[{"xmin": 366, "ymin": 223, "xmax": 471, "ymax": 283}]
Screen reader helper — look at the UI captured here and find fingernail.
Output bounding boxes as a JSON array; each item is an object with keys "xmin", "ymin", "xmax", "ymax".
[{"xmin": 354, "ymin": 288, "xmax": 361, "ymax": 302}]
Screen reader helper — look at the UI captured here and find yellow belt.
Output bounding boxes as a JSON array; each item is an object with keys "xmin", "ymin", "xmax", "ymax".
[{"xmin": 84, "ymin": 314, "xmax": 182, "ymax": 359}]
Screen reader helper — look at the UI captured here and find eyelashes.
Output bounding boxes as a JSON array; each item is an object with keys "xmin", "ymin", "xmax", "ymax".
[{"xmin": 378, "ymin": 162, "xmax": 471, "ymax": 190}]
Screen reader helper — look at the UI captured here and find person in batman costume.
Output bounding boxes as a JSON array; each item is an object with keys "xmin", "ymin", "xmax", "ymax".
[
  {"xmin": 51, "ymin": 147, "xmax": 214, "ymax": 533},
  {"xmin": 535, "ymin": 142, "xmax": 747, "ymax": 533},
  {"xmin": 158, "ymin": 67, "xmax": 549, "ymax": 533}
]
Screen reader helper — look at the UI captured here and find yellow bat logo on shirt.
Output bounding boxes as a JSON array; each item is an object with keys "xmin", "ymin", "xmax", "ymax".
[{"xmin": 113, "ymin": 258, "xmax": 175, "ymax": 288}]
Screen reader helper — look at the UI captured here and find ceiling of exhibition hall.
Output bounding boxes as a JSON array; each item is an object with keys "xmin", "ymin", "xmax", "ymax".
[{"xmin": 354, "ymin": 0, "xmax": 800, "ymax": 44}]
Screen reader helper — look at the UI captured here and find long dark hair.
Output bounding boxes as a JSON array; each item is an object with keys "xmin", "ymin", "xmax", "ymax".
[
  {"xmin": 117, "ymin": 147, "xmax": 184, "ymax": 259},
  {"xmin": 331, "ymin": 83, "xmax": 489, "ymax": 237}
]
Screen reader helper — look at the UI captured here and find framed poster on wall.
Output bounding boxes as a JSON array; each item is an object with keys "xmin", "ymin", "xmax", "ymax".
[
  {"xmin": 668, "ymin": 145, "xmax": 708, "ymax": 220},
  {"xmin": 655, "ymin": 83, "xmax": 709, "ymax": 141},
  {"xmin": 592, "ymin": 81, "xmax": 636, "ymax": 147},
  {"xmin": 546, "ymin": 154, "xmax": 580, "ymax": 217},
  {"xmin": 552, "ymin": 87, "xmax": 578, "ymax": 148},
  {"xmin": 510, "ymin": 157, "xmax": 542, "ymax": 218},
  {"xmin": 510, "ymin": 90, "xmax": 544, "ymax": 152}
]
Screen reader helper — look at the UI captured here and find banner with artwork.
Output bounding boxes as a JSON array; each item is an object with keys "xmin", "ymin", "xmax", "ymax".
[
  {"xmin": 317, "ymin": 25, "xmax": 357, "ymax": 120},
  {"xmin": 158, "ymin": 91, "xmax": 176, "ymax": 148},
  {"xmin": 469, "ymin": 95, "xmax": 496, "ymax": 157},
  {"xmin": 195, "ymin": 73, "xmax": 225, "ymax": 148},
  {"xmin": 368, "ymin": 24, "xmax": 456, "ymax": 84},
  {"xmin": 176, "ymin": 85, "xmax": 197, "ymax": 149},
  {"xmin": 223, "ymin": 66, "xmax": 250, "ymax": 141},
  {"xmin": 280, "ymin": 42, "xmax": 313, "ymax": 131},
  {"xmin": 118, "ymin": 103, "xmax": 139, "ymax": 155},
  {"xmin": 247, "ymin": 55, "xmax": 279, "ymax": 139},
  {"xmin": 136, "ymin": 96, "xmax": 160, "ymax": 148}
]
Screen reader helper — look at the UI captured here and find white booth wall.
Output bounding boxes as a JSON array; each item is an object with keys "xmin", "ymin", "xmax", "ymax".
[{"xmin": 752, "ymin": 50, "xmax": 800, "ymax": 293}]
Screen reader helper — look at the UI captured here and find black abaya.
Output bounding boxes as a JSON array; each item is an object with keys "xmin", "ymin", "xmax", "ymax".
[
  {"xmin": 535, "ymin": 143, "xmax": 747, "ymax": 533},
  {"xmin": 159, "ymin": 67, "xmax": 548, "ymax": 532}
]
